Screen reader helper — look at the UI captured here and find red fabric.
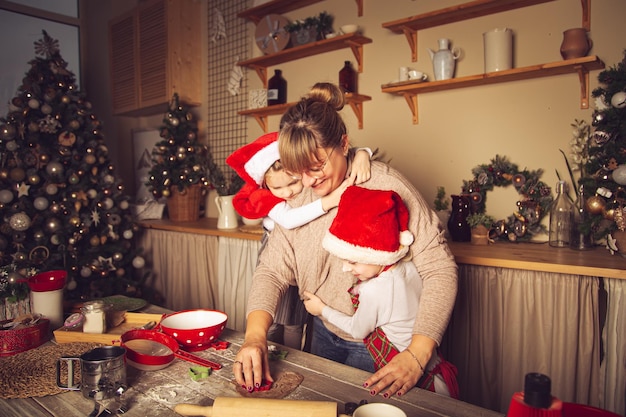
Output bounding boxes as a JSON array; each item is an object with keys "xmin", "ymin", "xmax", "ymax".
[
  {"xmin": 232, "ymin": 183, "xmax": 283, "ymax": 219},
  {"xmin": 225, "ymin": 132, "xmax": 279, "ymax": 185},
  {"xmin": 364, "ymin": 327, "xmax": 400, "ymax": 370}
]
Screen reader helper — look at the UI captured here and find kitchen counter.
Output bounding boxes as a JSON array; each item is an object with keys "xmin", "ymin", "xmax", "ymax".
[
  {"xmin": 0, "ymin": 304, "xmax": 503, "ymax": 417},
  {"xmin": 138, "ymin": 218, "xmax": 626, "ymax": 278}
]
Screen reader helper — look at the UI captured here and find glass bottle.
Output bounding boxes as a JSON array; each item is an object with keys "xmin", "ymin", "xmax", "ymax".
[
  {"xmin": 339, "ymin": 61, "xmax": 357, "ymax": 94},
  {"xmin": 447, "ymin": 195, "xmax": 471, "ymax": 242},
  {"xmin": 267, "ymin": 69, "xmax": 287, "ymax": 105},
  {"xmin": 549, "ymin": 180, "xmax": 574, "ymax": 247},
  {"xmin": 570, "ymin": 183, "xmax": 593, "ymax": 250}
]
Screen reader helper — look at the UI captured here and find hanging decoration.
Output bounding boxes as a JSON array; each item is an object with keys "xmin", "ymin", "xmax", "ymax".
[{"xmin": 460, "ymin": 155, "xmax": 553, "ymax": 242}]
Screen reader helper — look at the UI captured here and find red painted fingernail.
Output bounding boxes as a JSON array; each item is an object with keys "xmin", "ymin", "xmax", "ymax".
[
  {"xmin": 369, "ymin": 390, "xmax": 376, "ymax": 396},
  {"xmin": 241, "ymin": 384, "xmax": 246, "ymax": 389},
  {"xmin": 255, "ymin": 383, "xmax": 260, "ymax": 388},
  {"xmin": 397, "ymin": 391, "xmax": 402, "ymax": 397},
  {"xmin": 247, "ymin": 386, "xmax": 253, "ymax": 392},
  {"xmin": 363, "ymin": 382, "xmax": 369, "ymax": 388},
  {"xmin": 383, "ymin": 393, "xmax": 389, "ymax": 399}
]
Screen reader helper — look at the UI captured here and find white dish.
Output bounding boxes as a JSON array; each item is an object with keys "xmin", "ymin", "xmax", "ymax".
[{"xmin": 340, "ymin": 24, "xmax": 359, "ymax": 34}]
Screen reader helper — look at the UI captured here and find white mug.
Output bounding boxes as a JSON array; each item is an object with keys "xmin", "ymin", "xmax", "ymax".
[
  {"xmin": 353, "ymin": 403, "xmax": 407, "ymax": 417},
  {"xmin": 398, "ymin": 66, "xmax": 409, "ymax": 82},
  {"xmin": 408, "ymin": 70, "xmax": 427, "ymax": 81}
]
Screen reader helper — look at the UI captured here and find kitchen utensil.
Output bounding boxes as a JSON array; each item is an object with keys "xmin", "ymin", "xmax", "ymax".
[
  {"xmin": 175, "ymin": 398, "xmax": 337, "ymax": 417},
  {"xmin": 56, "ymin": 346, "xmax": 127, "ymax": 402},
  {"xmin": 121, "ymin": 329, "xmax": 222, "ymax": 371},
  {"xmin": 159, "ymin": 309, "xmax": 227, "ymax": 351}
]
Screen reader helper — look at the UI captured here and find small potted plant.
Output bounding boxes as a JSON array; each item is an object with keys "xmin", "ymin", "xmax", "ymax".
[{"xmin": 466, "ymin": 213, "xmax": 496, "ymax": 245}]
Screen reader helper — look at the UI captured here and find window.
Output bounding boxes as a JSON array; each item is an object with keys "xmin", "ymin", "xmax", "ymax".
[{"xmin": 0, "ymin": 0, "xmax": 80, "ymax": 112}]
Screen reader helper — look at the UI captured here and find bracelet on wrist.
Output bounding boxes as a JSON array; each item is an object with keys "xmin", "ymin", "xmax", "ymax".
[{"xmin": 405, "ymin": 347, "xmax": 425, "ymax": 373}]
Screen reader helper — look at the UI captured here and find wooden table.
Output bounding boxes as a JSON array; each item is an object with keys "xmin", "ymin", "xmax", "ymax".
[{"xmin": 0, "ymin": 306, "xmax": 503, "ymax": 417}]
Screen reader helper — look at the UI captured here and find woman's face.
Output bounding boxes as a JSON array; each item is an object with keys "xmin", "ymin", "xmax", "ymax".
[{"xmin": 300, "ymin": 140, "xmax": 348, "ymax": 197}]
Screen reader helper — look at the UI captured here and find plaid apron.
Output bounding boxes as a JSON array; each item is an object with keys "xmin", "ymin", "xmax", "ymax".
[{"xmin": 348, "ymin": 283, "xmax": 460, "ymax": 399}]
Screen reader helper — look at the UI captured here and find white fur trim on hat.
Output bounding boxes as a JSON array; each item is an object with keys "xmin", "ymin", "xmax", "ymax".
[
  {"xmin": 323, "ymin": 231, "xmax": 410, "ymax": 266},
  {"xmin": 244, "ymin": 140, "xmax": 279, "ymax": 185}
]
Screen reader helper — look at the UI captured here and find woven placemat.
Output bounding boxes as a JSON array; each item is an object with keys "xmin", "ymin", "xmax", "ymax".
[{"xmin": 0, "ymin": 342, "xmax": 102, "ymax": 399}]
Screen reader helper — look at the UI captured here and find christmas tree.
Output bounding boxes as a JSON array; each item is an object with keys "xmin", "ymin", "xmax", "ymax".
[
  {"xmin": 146, "ymin": 94, "xmax": 211, "ymax": 199},
  {"xmin": 0, "ymin": 31, "xmax": 145, "ymax": 300},
  {"xmin": 577, "ymin": 50, "xmax": 626, "ymax": 245},
  {"xmin": 146, "ymin": 94, "xmax": 244, "ymax": 202}
]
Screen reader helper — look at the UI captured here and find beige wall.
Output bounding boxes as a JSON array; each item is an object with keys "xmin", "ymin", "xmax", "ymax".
[{"xmin": 85, "ymin": 0, "xmax": 626, "ymax": 227}]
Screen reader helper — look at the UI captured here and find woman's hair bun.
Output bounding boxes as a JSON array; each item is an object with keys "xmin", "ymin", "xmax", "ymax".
[{"xmin": 307, "ymin": 82, "xmax": 345, "ymax": 111}]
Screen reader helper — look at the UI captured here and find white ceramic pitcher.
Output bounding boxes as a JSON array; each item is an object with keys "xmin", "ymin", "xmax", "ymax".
[
  {"xmin": 215, "ymin": 194, "xmax": 239, "ymax": 229},
  {"xmin": 427, "ymin": 38, "xmax": 461, "ymax": 81}
]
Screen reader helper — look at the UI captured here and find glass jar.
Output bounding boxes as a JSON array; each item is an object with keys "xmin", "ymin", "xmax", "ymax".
[{"xmin": 81, "ymin": 301, "xmax": 110, "ymax": 334}]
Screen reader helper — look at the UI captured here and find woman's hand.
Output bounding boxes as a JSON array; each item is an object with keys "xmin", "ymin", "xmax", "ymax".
[
  {"xmin": 233, "ymin": 311, "xmax": 274, "ymax": 391},
  {"xmin": 302, "ymin": 290, "xmax": 326, "ymax": 316},
  {"xmin": 363, "ymin": 335, "xmax": 436, "ymax": 398}
]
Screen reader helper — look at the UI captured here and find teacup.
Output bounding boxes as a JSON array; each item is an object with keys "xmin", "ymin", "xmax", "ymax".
[{"xmin": 408, "ymin": 70, "xmax": 427, "ymax": 81}]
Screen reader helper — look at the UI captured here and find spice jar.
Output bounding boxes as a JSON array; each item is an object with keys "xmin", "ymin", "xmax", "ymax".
[{"xmin": 81, "ymin": 301, "xmax": 111, "ymax": 334}]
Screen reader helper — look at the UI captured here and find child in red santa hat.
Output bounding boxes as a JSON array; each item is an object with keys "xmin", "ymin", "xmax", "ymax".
[
  {"xmin": 226, "ymin": 132, "xmax": 372, "ymax": 349},
  {"xmin": 303, "ymin": 186, "xmax": 459, "ymax": 398}
]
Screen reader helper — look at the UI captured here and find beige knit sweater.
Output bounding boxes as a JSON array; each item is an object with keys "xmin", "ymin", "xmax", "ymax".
[{"xmin": 247, "ymin": 161, "xmax": 458, "ymax": 345}]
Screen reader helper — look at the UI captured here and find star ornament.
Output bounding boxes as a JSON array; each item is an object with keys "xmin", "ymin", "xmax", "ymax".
[
  {"xmin": 97, "ymin": 256, "xmax": 116, "ymax": 271},
  {"xmin": 91, "ymin": 209, "xmax": 101, "ymax": 226},
  {"xmin": 17, "ymin": 182, "xmax": 31, "ymax": 197}
]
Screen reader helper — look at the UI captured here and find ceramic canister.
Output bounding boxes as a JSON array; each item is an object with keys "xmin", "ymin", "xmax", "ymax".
[{"xmin": 483, "ymin": 28, "xmax": 513, "ymax": 72}]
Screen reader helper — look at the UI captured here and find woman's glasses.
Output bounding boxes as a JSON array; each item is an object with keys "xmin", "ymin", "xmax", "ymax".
[{"xmin": 289, "ymin": 147, "xmax": 334, "ymax": 180}]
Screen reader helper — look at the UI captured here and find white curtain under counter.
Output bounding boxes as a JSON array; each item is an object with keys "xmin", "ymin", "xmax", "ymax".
[
  {"xmin": 444, "ymin": 242, "xmax": 626, "ymax": 416},
  {"xmin": 137, "ymin": 218, "xmax": 262, "ymax": 332}
]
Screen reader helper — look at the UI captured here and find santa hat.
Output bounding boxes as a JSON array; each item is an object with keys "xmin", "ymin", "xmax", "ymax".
[
  {"xmin": 323, "ymin": 186, "xmax": 415, "ymax": 266},
  {"xmin": 226, "ymin": 132, "xmax": 279, "ymax": 186}
]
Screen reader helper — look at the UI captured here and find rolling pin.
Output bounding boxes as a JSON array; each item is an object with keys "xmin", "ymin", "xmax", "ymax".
[{"xmin": 174, "ymin": 397, "xmax": 344, "ymax": 417}]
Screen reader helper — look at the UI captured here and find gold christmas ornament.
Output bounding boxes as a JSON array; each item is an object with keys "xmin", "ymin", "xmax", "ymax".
[{"xmin": 585, "ymin": 195, "xmax": 606, "ymax": 215}]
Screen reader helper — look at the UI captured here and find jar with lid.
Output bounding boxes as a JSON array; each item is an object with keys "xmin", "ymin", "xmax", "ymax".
[
  {"xmin": 81, "ymin": 301, "xmax": 111, "ymax": 334},
  {"xmin": 339, "ymin": 61, "xmax": 357, "ymax": 93},
  {"xmin": 267, "ymin": 69, "xmax": 287, "ymax": 105},
  {"xmin": 549, "ymin": 180, "xmax": 574, "ymax": 247}
]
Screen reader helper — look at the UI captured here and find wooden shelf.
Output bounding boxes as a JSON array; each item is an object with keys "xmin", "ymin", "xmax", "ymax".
[
  {"xmin": 381, "ymin": 56, "xmax": 605, "ymax": 124},
  {"xmin": 238, "ymin": 93, "xmax": 372, "ymax": 131},
  {"xmin": 237, "ymin": 0, "xmax": 364, "ymax": 23},
  {"xmin": 238, "ymin": 33, "xmax": 372, "ymax": 86},
  {"xmin": 382, "ymin": 0, "xmax": 558, "ymax": 62}
]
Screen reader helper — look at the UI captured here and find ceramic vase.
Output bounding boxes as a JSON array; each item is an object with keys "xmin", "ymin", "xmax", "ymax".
[
  {"xmin": 428, "ymin": 38, "xmax": 461, "ymax": 81},
  {"xmin": 560, "ymin": 28, "xmax": 591, "ymax": 60},
  {"xmin": 447, "ymin": 195, "xmax": 471, "ymax": 242}
]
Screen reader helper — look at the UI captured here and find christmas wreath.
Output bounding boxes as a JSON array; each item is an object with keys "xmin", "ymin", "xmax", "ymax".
[{"xmin": 461, "ymin": 155, "xmax": 553, "ymax": 242}]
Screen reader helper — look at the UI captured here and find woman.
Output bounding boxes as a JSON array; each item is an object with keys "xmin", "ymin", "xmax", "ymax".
[{"xmin": 233, "ymin": 83, "xmax": 458, "ymax": 399}]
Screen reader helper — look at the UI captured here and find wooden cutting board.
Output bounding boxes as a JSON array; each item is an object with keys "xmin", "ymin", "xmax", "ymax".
[{"xmin": 53, "ymin": 312, "xmax": 163, "ymax": 345}]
